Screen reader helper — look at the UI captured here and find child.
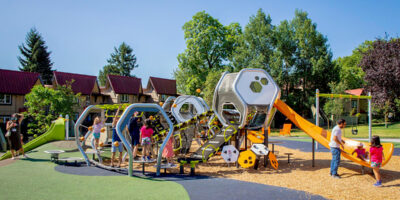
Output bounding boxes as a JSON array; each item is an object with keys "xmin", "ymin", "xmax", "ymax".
[
  {"xmin": 128, "ymin": 112, "xmax": 142, "ymax": 160},
  {"xmin": 6, "ymin": 113, "xmax": 26, "ymax": 159},
  {"xmin": 92, "ymin": 116, "xmax": 104, "ymax": 150},
  {"xmin": 370, "ymin": 135, "xmax": 385, "ymax": 187},
  {"xmin": 140, "ymin": 119, "xmax": 154, "ymax": 161},
  {"xmin": 111, "ymin": 106, "xmax": 123, "ymax": 167},
  {"xmin": 162, "ymin": 135, "xmax": 176, "ymax": 167},
  {"xmin": 351, "ymin": 142, "xmax": 369, "ymax": 161}
]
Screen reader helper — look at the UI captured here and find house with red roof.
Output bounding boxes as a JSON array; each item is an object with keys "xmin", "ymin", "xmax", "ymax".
[
  {"xmin": 101, "ymin": 74, "xmax": 149, "ymax": 104},
  {"xmin": 53, "ymin": 71, "xmax": 101, "ymax": 115},
  {"xmin": 344, "ymin": 88, "xmax": 368, "ymax": 115},
  {"xmin": 144, "ymin": 76, "xmax": 178, "ymax": 102},
  {"xmin": 0, "ymin": 69, "xmax": 42, "ymax": 123}
]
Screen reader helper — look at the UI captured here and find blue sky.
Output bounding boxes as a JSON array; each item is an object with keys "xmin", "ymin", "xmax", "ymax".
[{"xmin": 1, "ymin": 1, "xmax": 399, "ymax": 84}]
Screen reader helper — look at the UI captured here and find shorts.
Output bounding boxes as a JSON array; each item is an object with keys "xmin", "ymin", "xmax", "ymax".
[
  {"xmin": 371, "ymin": 162, "xmax": 381, "ymax": 168},
  {"xmin": 93, "ymin": 132, "xmax": 100, "ymax": 139},
  {"xmin": 111, "ymin": 141, "xmax": 123, "ymax": 152},
  {"xmin": 141, "ymin": 137, "xmax": 152, "ymax": 145},
  {"xmin": 131, "ymin": 134, "xmax": 140, "ymax": 146}
]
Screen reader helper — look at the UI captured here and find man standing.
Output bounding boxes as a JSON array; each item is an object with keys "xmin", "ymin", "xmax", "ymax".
[
  {"xmin": 329, "ymin": 119, "xmax": 346, "ymax": 179},
  {"xmin": 128, "ymin": 112, "xmax": 142, "ymax": 160}
]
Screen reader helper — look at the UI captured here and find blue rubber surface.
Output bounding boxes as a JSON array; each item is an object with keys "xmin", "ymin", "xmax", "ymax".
[{"xmin": 55, "ymin": 166, "xmax": 326, "ymax": 200}]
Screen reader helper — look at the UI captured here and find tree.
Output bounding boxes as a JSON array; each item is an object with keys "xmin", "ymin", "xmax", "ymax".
[
  {"xmin": 203, "ymin": 70, "xmax": 224, "ymax": 106},
  {"xmin": 360, "ymin": 38, "xmax": 400, "ymax": 128},
  {"xmin": 231, "ymin": 9, "xmax": 274, "ymax": 72},
  {"xmin": 271, "ymin": 10, "xmax": 337, "ymax": 116},
  {"xmin": 99, "ymin": 42, "xmax": 138, "ymax": 86},
  {"xmin": 24, "ymin": 81, "xmax": 79, "ymax": 135},
  {"xmin": 174, "ymin": 11, "xmax": 241, "ymax": 96},
  {"xmin": 18, "ymin": 28, "xmax": 53, "ymax": 84},
  {"xmin": 323, "ymin": 82, "xmax": 347, "ymax": 123},
  {"xmin": 335, "ymin": 41, "xmax": 373, "ymax": 89}
]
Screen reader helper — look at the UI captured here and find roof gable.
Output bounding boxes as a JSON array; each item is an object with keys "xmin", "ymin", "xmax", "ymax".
[
  {"xmin": 53, "ymin": 71, "xmax": 99, "ymax": 95},
  {"xmin": 107, "ymin": 75, "xmax": 142, "ymax": 94},
  {"xmin": 345, "ymin": 88, "xmax": 364, "ymax": 96},
  {"xmin": 0, "ymin": 69, "xmax": 41, "ymax": 95},
  {"xmin": 148, "ymin": 76, "xmax": 177, "ymax": 95}
]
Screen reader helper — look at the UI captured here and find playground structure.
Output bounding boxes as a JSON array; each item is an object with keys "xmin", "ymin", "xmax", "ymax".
[{"xmin": 69, "ymin": 68, "xmax": 394, "ymax": 176}]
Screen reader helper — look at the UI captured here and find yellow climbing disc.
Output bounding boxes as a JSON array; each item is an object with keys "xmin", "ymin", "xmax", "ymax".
[
  {"xmin": 269, "ymin": 152, "xmax": 279, "ymax": 170},
  {"xmin": 238, "ymin": 150, "xmax": 256, "ymax": 168}
]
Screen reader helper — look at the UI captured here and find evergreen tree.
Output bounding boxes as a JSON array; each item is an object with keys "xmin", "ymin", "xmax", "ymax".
[
  {"xmin": 18, "ymin": 28, "xmax": 53, "ymax": 84},
  {"xmin": 99, "ymin": 42, "xmax": 138, "ymax": 86}
]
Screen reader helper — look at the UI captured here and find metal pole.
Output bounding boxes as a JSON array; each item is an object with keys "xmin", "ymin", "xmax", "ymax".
[
  {"xmin": 368, "ymin": 92, "xmax": 372, "ymax": 142},
  {"xmin": 312, "ymin": 138, "xmax": 315, "ymax": 167},
  {"xmin": 315, "ymin": 89, "xmax": 319, "ymax": 150},
  {"xmin": 66, "ymin": 114, "xmax": 69, "ymax": 140}
]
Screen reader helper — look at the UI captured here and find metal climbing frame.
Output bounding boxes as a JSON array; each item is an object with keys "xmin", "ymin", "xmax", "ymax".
[{"xmin": 116, "ymin": 103, "xmax": 174, "ymax": 176}]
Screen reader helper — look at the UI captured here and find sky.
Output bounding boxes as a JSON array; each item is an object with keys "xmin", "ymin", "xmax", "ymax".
[{"xmin": 1, "ymin": 0, "xmax": 399, "ymax": 85}]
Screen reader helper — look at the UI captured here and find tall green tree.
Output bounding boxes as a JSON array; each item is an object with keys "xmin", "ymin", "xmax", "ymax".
[
  {"xmin": 288, "ymin": 10, "xmax": 337, "ymax": 116},
  {"xmin": 174, "ymin": 11, "xmax": 241, "ymax": 96},
  {"xmin": 335, "ymin": 41, "xmax": 372, "ymax": 89},
  {"xmin": 18, "ymin": 28, "xmax": 53, "ymax": 84},
  {"xmin": 24, "ymin": 81, "xmax": 79, "ymax": 135},
  {"xmin": 231, "ymin": 9, "xmax": 274, "ymax": 72},
  {"xmin": 99, "ymin": 42, "xmax": 138, "ymax": 86}
]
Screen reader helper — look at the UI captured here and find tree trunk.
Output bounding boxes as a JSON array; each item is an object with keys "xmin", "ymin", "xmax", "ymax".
[{"xmin": 385, "ymin": 113, "xmax": 388, "ymax": 128}]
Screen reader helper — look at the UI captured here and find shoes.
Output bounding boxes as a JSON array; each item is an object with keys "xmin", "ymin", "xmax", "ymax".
[
  {"xmin": 147, "ymin": 156, "xmax": 151, "ymax": 161},
  {"xmin": 142, "ymin": 156, "xmax": 146, "ymax": 161},
  {"xmin": 332, "ymin": 174, "xmax": 341, "ymax": 179},
  {"xmin": 11, "ymin": 157, "xmax": 16, "ymax": 160},
  {"xmin": 169, "ymin": 163, "xmax": 176, "ymax": 168},
  {"xmin": 373, "ymin": 181, "xmax": 382, "ymax": 187}
]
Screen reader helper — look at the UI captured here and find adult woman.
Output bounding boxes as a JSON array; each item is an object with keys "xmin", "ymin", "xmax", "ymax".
[{"xmin": 6, "ymin": 113, "xmax": 26, "ymax": 159}]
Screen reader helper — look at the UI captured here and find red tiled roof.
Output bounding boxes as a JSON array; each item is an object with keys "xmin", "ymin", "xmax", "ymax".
[
  {"xmin": 148, "ymin": 76, "xmax": 177, "ymax": 95},
  {"xmin": 53, "ymin": 71, "xmax": 98, "ymax": 95},
  {"xmin": 108, "ymin": 75, "xmax": 142, "ymax": 94},
  {"xmin": 345, "ymin": 88, "xmax": 364, "ymax": 96},
  {"xmin": 0, "ymin": 69, "xmax": 41, "ymax": 95}
]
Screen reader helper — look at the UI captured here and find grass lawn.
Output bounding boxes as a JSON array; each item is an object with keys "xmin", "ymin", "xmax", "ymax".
[
  {"xmin": 0, "ymin": 143, "xmax": 189, "ymax": 200},
  {"xmin": 271, "ymin": 122, "xmax": 400, "ymax": 138}
]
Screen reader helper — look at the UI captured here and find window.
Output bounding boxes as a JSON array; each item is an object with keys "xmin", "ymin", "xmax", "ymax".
[
  {"xmin": 74, "ymin": 97, "xmax": 80, "ymax": 104},
  {"xmin": 160, "ymin": 94, "xmax": 167, "ymax": 101},
  {"xmin": 222, "ymin": 103, "xmax": 241, "ymax": 125},
  {"xmin": 0, "ymin": 94, "xmax": 11, "ymax": 105},
  {"xmin": 85, "ymin": 96, "xmax": 90, "ymax": 105},
  {"xmin": 120, "ymin": 94, "xmax": 129, "ymax": 103},
  {"xmin": 0, "ymin": 115, "xmax": 11, "ymax": 124},
  {"xmin": 351, "ymin": 100, "xmax": 357, "ymax": 109}
]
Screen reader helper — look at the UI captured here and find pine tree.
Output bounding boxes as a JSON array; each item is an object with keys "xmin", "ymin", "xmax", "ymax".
[
  {"xmin": 99, "ymin": 42, "xmax": 138, "ymax": 86},
  {"xmin": 18, "ymin": 28, "xmax": 53, "ymax": 84}
]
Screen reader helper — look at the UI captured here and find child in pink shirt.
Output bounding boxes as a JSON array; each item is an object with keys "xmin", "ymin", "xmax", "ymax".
[
  {"xmin": 140, "ymin": 119, "xmax": 154, "ymax": 161},
  {"xmin": 162, "ymin": 136, "xmax": 176, "ymax": 167},
  {"xmin": 351, "ymin": 143, "xmax": 369, "ymax": 161},
  {"xmin": 370, "ymin": 135, "xmax": 385, "ymax": 187}
]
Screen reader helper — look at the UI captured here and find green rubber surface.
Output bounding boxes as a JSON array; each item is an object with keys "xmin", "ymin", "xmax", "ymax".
[{"xmin": 0, "ymin": 142, "xmax": 189, "ymax": 200}]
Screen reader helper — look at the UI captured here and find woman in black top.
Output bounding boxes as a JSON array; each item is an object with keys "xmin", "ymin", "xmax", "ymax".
[{"xmin": 6, "ymin": 113, "xmax": 26, "ymax": 159}]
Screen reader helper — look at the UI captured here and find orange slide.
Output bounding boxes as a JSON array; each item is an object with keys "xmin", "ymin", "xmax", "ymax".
[{"xmin": 273, "ymin": 99, "xmax": 394, "ymax": 168}]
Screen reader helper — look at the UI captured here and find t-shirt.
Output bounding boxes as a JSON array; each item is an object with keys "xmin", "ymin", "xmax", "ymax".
[
  {"xmin": 93, "ymin": 123, "xmax": 103, "ymax": 133},
  {"xmin": 140, "ymin": 126, "xmax": 153, "ymax": 139},
  {"xmin": 128, "ymin": 117, "xmax": 141, "ymax": 136},
  {"xmin": 329, "ymin": 125, "xmax": 342, "ymax": 148},
  {"xmin": 355, "ymin": 148, "xmax": 366, "ymax": 156},
  {"xmin": 112, "ymin": 128, "xmax": 121, "ymax": 142},
  {"xmin": 370, "ymin": 146, "xmax": 383, "ymax": 163}
]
